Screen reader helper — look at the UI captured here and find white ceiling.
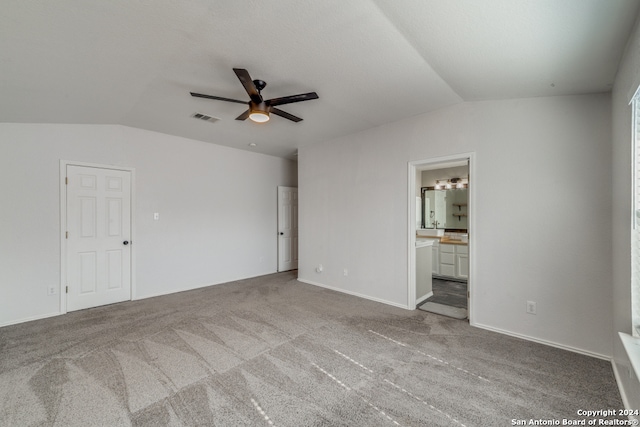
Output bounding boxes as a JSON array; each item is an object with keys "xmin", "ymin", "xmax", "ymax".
[{"xmin": 1, "ymin": 1, "xmax": 638, "ymax": 159}]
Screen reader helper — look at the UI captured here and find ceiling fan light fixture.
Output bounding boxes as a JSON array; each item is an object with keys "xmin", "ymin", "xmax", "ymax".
[
  {"xmin": 249, "ymin": 111, "xmax": 270, "ymax": 123},
  {"xmin": 249, "ymin": 102, "xmax": 270, "ymax": 123}
]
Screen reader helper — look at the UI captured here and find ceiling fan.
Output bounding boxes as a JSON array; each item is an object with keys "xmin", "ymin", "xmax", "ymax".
[{"xmin": 190, "ymin": 68, "xmax": 319, "ymax": 123}]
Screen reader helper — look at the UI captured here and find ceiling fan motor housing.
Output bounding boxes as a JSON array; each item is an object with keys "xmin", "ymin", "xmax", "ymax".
[
  {"xmin": 253, "ymin": 80, "xmax": 267, "ymax": 92},
  {"xmin": 250, "ymin": 101, "xmax": 271, "ymax": 115}
]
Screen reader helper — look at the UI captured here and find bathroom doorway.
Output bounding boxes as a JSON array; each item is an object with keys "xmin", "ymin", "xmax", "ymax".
[{"xmin": 408, "ymin": 153, "xmax": 475, "ymax": 322}]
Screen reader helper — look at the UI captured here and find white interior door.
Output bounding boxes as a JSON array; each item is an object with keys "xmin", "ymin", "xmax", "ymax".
[
  {"xmin": 66, "ymin": 165, "xmax": 132, "ymax": 311},
  {"xmin": 278, "ymin": 186, "xmax": 298, "ymax": 272}
]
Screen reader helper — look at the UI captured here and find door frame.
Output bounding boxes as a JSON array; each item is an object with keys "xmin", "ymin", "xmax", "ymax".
[
  {"xmin": 59, "ymin": 160, "xmax": 136, "ymax": 314},
  {"xmin": 277, "ymin": 186, "xmax": 298, "ymax": 272},
  {"xmin": 408, "ymin": 152, "xmax": 475, "ymax": 323}
]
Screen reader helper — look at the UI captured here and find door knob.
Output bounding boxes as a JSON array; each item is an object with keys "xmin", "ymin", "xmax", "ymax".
[
  {"xmin": 123, "ymin": 241, "xmax": 129, "ymax": 245},
  {"xmin": 279, "ymin": 232, "xmax": 284, "ymax": 235}
]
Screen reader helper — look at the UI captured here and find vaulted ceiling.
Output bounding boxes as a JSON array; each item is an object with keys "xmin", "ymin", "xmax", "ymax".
[{"xmin": 1, "ymin": 1, "xmax": 638, "ymax": 159}]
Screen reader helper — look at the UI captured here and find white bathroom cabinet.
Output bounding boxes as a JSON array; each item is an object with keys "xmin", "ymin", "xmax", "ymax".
[
  {"xmin": 434, "ymin": 243, "xmax": 468, "ymax": 281},
  {"xmin": 439, "ymin": 244, "xmax": 456, "ymax": 277},
  {"xmin": 455, "ymin": 245, "xmax": 469, "ymax": 280},
  {"xmin": 431, "ymin": 240, "xmax": 440, "ymax": 275}
]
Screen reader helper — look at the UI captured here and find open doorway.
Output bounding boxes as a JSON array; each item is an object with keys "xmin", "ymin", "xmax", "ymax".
[{"xmin": 408, "ymin": 153, "xmax": 474, "ymax": 321}]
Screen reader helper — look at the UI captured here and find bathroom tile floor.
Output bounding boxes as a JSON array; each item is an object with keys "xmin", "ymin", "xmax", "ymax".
[{"xmin": 426, "ymin": 278, "xmax": 467, "ymax": 309}]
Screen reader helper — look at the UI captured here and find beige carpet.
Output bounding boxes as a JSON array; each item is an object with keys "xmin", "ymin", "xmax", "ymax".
[{"xmin": 0, "ymin": 271, "xmax": 625, "ymax": 426}]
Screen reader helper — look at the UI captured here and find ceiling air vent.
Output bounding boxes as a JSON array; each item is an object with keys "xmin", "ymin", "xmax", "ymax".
[{"xmin": 191, "ymin": 112, "xmax": 219, "ymax": 123}]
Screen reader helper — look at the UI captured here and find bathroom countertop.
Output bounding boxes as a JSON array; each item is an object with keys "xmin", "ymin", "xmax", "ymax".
[
  {"xmin": 440, "ymin": 237, "xmax": 468, "ymax": 245},
  {"xmin": 417, "ymin": 236, "xmax": 468, "ymax": 245}
]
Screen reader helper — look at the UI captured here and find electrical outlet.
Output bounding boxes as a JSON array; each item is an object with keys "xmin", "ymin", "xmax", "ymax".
[
  {"xmin": 47, "ymin": 285, "xmax": 57, "ymax": 296},
  {"xmin": 526, "ymin": 300, "xmax": 537, "ymax": 315},
  {"xmin": 343, "ymin": 268, "xmax": 348, "ymax": 276}
]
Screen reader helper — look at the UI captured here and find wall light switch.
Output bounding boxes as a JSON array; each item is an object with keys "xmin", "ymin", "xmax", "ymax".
[
  {"xmin": 153, "ymin": 213, "xmax": 160, "ymax": 220},
  {"xmin": 526, "ymin": 301, "xmax": 537, "ymax": 315}
]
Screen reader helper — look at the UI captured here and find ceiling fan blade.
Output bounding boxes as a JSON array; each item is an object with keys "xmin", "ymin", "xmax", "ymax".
[
  {"xmin": 271, "ymin": 107, "xmax": 303, "ymax": 122},
  {"xmin": 235, "ymin": 109, "xmax": 250, "ymax": 121},
  {"xmin": 190, "ymin": 92, "xmax": 247, "ymax": 105},
  {"xmin": 233, "ymin": 68, "xmax": 263, "ymax": 104},
  {"xmin": 267, "ymin": 92, "xmax": 319, "ymax": 107}
]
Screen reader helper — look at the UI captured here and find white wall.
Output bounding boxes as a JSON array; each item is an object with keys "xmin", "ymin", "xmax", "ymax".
[
  {"xmin": 611, "ymin": 14, "xmax": 640, "ymax": 409},
  {"xmin": 299, "ymin": 94, "xmax": 612, "ymax": 357},
  {"xmin": 0, "ymin": 124, "xmax": 297, "ymax": 326}
]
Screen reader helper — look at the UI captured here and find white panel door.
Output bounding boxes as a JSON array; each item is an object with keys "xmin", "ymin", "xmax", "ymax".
[
  {"xmin": 456, "ymin": 253, "xmax": 469, "ymax": 280},
  {"xmin": 278, "ymin": 186, "xmax": 298, "ymax": 272},
  {"xmin": 66, "ymin": 165, "xmax": 132, "ymax": 311}
]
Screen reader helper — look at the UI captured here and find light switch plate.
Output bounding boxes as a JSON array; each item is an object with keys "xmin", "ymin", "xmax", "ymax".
[{"xmin": 526, "ymin": 301, "xmax": 537, "ymax": 315}]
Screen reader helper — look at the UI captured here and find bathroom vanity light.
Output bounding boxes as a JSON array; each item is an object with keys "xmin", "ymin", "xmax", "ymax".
[
  {"xmin": 455, "ymin": 178, "xmax": 469, "ymax": 189},
  {"xmin": 434, "ymin": 178, "xmax": 469, "ymax": 190}
]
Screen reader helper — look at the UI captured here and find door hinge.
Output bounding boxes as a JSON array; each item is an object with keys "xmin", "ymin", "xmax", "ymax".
[
  {"xmin": 65, "ymin": 177, "xmax": 68, "ymax": 185},
  {"xmin": 467, "ymin": 291, "xmax": 470, "ymax": 298},
  {"xmin": 66, "ymin": 286, "xmax": 68, "ymax": 294},
  {"xmin": 65, "ymin": 231, "xmax": 68, "ymax": 239}
]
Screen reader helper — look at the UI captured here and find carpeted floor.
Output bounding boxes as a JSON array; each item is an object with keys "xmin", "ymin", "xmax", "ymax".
[{"xmin": 0, "ymin": 271, "xmax": 625, "ymax": 426}]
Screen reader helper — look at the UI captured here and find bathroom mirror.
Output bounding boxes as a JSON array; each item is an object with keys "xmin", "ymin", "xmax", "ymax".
[{"xmin": 421, "ymin": 188, "xmax": 468, "ymax": 230}]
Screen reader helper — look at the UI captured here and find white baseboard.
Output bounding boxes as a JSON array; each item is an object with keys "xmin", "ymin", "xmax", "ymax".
[
  {"xmin": 612, "ymin": 360, "xmax": 633, "ymax": 411},
  {"xmin": 297, "ymin": 278, "xmax": 410, "ymax": 310},
  {"xmin": 1, "ymin": 271, "xmax": 280, "ymax": 328},
  {"xmin": 134, "ymin": 281, "xmax": 221, "ymax": 301},
  {"xmin": 612, "ymin": 359, "xmax": 640, "ymax": 423},
  {"xmin": 472, "ymin": 321, "xmax": 611, "ymax": 361},
  {"xmin": 297, "ymin": 280, "xmax": 611, "ymax": 361},
  {"xmin": 135, "ymin": 271, "xmax": 277, "ymax": 301},
  {"xmin": 0, "ymin": 311, "xmax": 62, "ymax": 328},
  {"xmin": 416, "ymin": 291, "xmax": 433, "ymax": 306}
]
